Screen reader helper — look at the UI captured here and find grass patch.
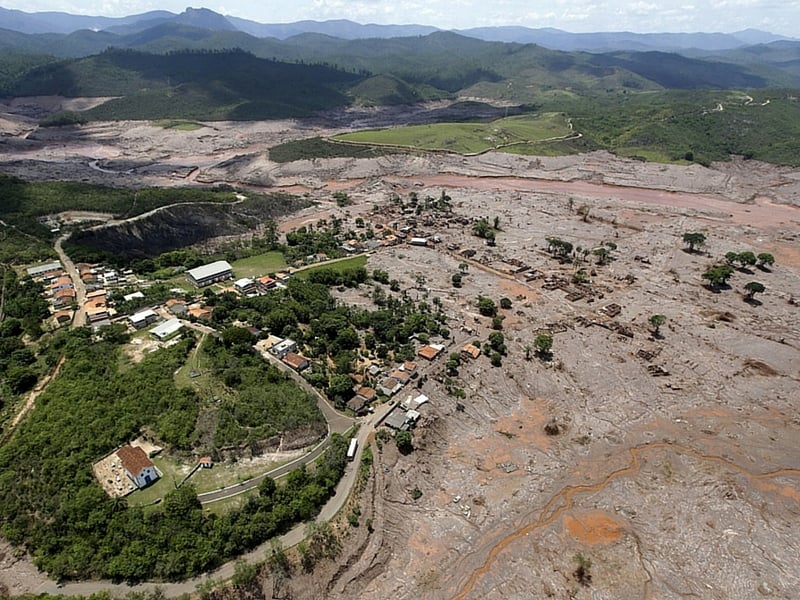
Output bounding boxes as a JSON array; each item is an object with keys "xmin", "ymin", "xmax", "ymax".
[
  {"xmin": 295, "ymin": 255, "xmax": 368, "ymax": 279},
  {"xmin": 333, "ymin": 112, "xmax": 572, "ymax": 155},
  {"xmin": 269, "ymin": 136, "xmax": 404, "ymax": 163},
  {"xmin": 231, "ymin": 251, "xmax": 289, "ymax": 278},
  {"xmin": 153, "ymin": 120, "xmax": 206, "ymax": 131}
]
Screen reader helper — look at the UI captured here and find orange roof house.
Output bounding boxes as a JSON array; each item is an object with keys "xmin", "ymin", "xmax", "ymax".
[{"xmin": 116, "ymin": 445, "xmax": 159, "ymax": 489}]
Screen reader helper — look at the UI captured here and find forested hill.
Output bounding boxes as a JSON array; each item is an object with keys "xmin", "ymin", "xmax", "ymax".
[
  {"xmin": 1, "ymin": 25, "xmax": 798, "ymax": 92},
  {"xmin": 2, "ymin": 48, "xmax": 365, "ymax": 120}
]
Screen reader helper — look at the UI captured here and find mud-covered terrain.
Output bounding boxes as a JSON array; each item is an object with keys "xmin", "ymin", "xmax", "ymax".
[{"xmin": 0, "ymin": 98, "xmax": 798, "ymax": 599}]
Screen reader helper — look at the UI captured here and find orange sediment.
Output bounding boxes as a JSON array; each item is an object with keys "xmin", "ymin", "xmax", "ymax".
[
  {"xmin": 563, "ymin": 511, "xmax": 624, "ymax": 545},
  {"xmin": 450, "ymin": 441, "xmax": 800, "ymax": 600}
]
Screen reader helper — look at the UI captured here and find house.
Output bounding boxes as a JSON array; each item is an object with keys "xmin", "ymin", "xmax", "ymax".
[
  {"xmin": 384, "ymin": 407, "xmax": 410, "ymax": 431},
  {"xmin": 271, "ymin": 338, "xmax": 297, "ymax": 359},
  {"xmin": 409, "ymin": 237, "xmax": 429, "ymax": 246},
  {"xmin": 259, "ymin": 334, "xmax": 284, "ymax": 352},
  {"xmin": 129, "ymin": 309, "xmax": 158, "ymax": 329},
  {"xmin": 188, "ymin": 305, "xmax": 213, "ymax": 321},
  {"xmin": 402, "ymin": 361, "xmax": 418, "ymax": 377},
  {"xmin": 234, "ymin": 277, "xmax": 257, "ymax": 295},
  {"xmin": 257, "ymin": 275, "xmax": 277, "ymax": 292},
  {"xmin": 368, "ymin": 364, "xmax": 382, "ymax": 377},
  {"xmin": 50, "ymin": 276, "xmax": 73, "ymax": 293},
  {"xmin": 418, "ymin": 343, "xmax": 445, "ymax": 361},
  {"xmin": 378, "ymin": 377, "xmax": 403, "ymax": 397},
  {"xmin": 187, "ymin": 260, "xmax": 233, "ymax": 288},
  {"xmin": 52, "ymin": 288, "xmax": 76, "ymax": 308},
  {"xmin": 123, "ymin": 291, "xmax": 145, "ymax": 302},
  {"xmin": 199, "ymin": 456, "xmax": 213, "ymax": 469},
  {"xmin": 86, "ymin": 305, "xmax": 110, "ymax": 324},
  {"xmin": 116, "ymin": 445, "xmax": 160, "ymax": 489},
  {"xmin": 402, "ymin": 394, "xmax": 429, "ymax": 410},
  {"xmin": 388, "ymin": 369, "xmax": 411, "ymax": 385},
  {"xmin": 283, "ymin": 352, "xmax": 310, "ymax": 372},
  {"xmin": 53, "ymin": 310, "xmax": 72, "ymax": 325},
  {"xmin": 165, "ymin": 299, "xmax": 187, "ymax": 315},
  {"xmin": 461, "ymin": 343, "xmax": 481, "ymax": 360},
  {"xmin": 355, "ymin": 386, "xmax": 377, "ymax": 404},
  {"xmin": 150, "ymin": 318, "xmax": 183, "ymax": 340},
  {"xmin": 347, "ymin": 395, "xmax": 369, "ymax": 415}
]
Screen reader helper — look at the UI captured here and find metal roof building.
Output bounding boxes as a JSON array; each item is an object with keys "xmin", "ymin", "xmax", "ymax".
[
  {"xmin": 187, "ymin": 260, "xmax": 233, "ymax": 288},
  {"xmin": 150, "ymin": 318, "xmax": 183, "ymax": 340}
]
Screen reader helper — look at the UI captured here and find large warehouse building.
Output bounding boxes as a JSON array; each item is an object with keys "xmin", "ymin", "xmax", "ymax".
[{"xmin": 187, "ymin": 260, "xmax": 233, "ymax": 288}]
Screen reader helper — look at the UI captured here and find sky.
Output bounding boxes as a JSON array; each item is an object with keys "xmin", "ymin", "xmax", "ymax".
[{"xmin": 3, "ymin": 0, "xmax": 800, "ymax": 36}]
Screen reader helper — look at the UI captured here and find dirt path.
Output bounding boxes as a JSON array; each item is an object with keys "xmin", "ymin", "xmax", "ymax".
[
  {"xmin": 449, "ymin": 441, "xmax": 800, "ymax": 600},
  {"xmin": 6, "ymin": 356, "xmax": 65, "ymax": 433}
]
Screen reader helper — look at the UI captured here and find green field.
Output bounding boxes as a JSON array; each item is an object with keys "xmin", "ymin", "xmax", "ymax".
[
  {"xmin": 333, "ymin": 113, "xmax": 573, "ymax": 154},
  {"xmin": 295, "ymin": 255, "xmax": 368, "ymax": 279},
  {"xmin": 153, "ymin": 120, "xmax": 206, "ymax": 131},
  {"xmin": 232, "ymin": 251, "xmax": 289, "ymax": 278}
]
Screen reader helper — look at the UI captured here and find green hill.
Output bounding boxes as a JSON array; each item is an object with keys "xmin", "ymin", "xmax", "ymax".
[{"xmin": 8, "ymin": 48, "xmax": 362, "ymax": 120}]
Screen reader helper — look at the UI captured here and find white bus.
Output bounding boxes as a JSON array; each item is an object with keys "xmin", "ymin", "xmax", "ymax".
[{"xmin": 346, "ymin": 437, "xmax": 358, "ymax": 461}]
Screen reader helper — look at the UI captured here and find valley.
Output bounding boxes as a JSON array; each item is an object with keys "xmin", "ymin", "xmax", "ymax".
[{"xmin": 0, "ymin": 96, "xmax": 798, "ymax": 599}]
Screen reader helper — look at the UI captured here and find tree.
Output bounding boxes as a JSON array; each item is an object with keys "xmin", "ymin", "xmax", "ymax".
[
  {"xmin": 472, "ymin": 218, "xmax": 491, "ymax": 239},
  {"xmin": 534, "ymin": 333, "xmax": 553, "ymax": 359},
  {"xmin": 683, "ymin": 232, "xmax": 706, "ymax": 252},
  {"xmin": 395, "ymin": 430, "xmax": 413, "ymax": 454},
  {"xmin": 451, "ymin": 272, "xmax": 462, "ymax": 288},
  {"xmin": 487, "ymin": 331, "xmax": 506, "ymax": 355},
  {"xmin": 574, "ymin": 553, "xmax": 592, "ymax": 586},
  {"xmin": 757, "ymin": 253, "xmax": 775, "ymax": 269},
  {"xmin": 744, "ymin": 281, "xmax": 765, "ymax": 300},
  {"xmin": 592, "ymin": 247, "xmax": 609, "ymax": 265},
  {"xmin": 491, "ymin": 315, "xmax": 504, "ymax": 330},
  {"xmin": 648, "ymin": 314, "xmax": 667, "ymax": 337},
  {"xmin": 736, "ymin": 251, "xmax": 757, "ymax": 268},
  {"xmin": 702, "ymin": 264, "xmax": 734, "ymax": 289},
  {"xmin": 724, "ymin": 251, "xmax": 739, "ymax": 265},
  {"xmin": 499, "ymin": 297, "xmax": 512, "ymax": 310},
  {"xmin": 546, "ymin": 237, "xmax": 573, "ymax": 259},
  {"xmin": 477, "ymin": 296, "xmax": 497, "ymax": 317}
]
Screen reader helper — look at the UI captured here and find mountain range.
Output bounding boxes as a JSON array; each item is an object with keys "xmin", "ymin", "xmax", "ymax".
[{"xmin": 0, "ymin": 6, "xmax": 794, "ymax": 53}]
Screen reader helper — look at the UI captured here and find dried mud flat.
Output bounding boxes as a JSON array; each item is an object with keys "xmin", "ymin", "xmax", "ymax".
[
  {"xmin": 1, "ymin": 100, "xmax": 799, "ymax": 599},
  {"xmin": 316, "ymin": 183, "xmax": 800, "ymax": 600}
]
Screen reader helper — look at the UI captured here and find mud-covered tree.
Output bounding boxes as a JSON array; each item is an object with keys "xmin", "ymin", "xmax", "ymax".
[
  {"xmin": 744, "ymin": 281, "xmax": 765, "ymax": 300},
  {"xmin": 574, "ymin": 553, "xmax": 592, "ymax": 586},
  {"xmin": 477, "ymin": 296, "xmax": 497, "ymax": 317},
  {"xmin": 736, "ymin": 251, "xmax": 757, "ymax": 268},
  {"xmin": 683, "ymin": 232, "xmax": 706, "ymax": 252},
  {"xmin": 757, "ymin": 253, "xmax": 775, "ymax": 269},
  {"xmin": 702, "ymin": 264, "xmax": 733, "ymax": 289},
  {"xmin": 546, "ymin": 237, "xmax": 573, "ymax": 258},
  {"xmin": 395, "ymin": 430, "xmax": 413, "ymax": 454},
  {"xmin": 649, "ymin": 314, "xmax": 667, "ymax": 337},
  {"xmin": 534, "ymin": 333, "xmax": 553, "ymax": 359},
  {"xmin": 592, "ymin": 246, "xmax": 610, "ymax": 265}
]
